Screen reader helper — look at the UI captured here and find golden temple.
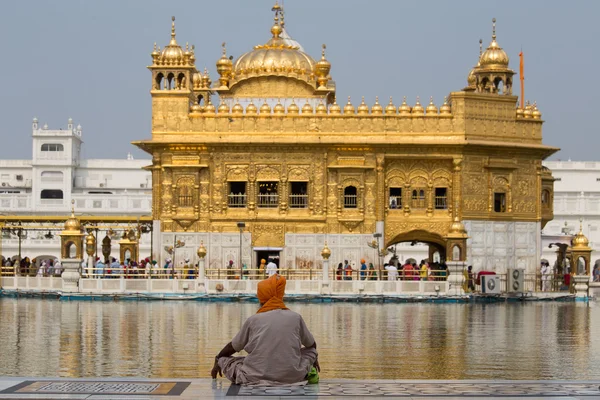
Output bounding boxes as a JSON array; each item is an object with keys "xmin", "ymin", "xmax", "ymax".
[{"xmin": 134, "ymin": 3, "xmax": 557, "ymax": 273}]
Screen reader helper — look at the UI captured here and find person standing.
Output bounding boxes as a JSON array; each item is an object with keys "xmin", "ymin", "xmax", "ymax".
[
  {"xmin": 594, "ymin": 264, "xmax": 600, "ymax": 282},
  {"xmin": 420, "ymin": 262, "xmax": 428, "ymax": 281},
  {"xmin": 54, "ymin": 259, "xmax": 62, "ymax": 277},
  {"xmin": 359, "ymin": 259, "xmax": 367, "ymax": 280},
  {"xmin": 336, "ymin": 263, "xmax": 343, "ymax": 280},
  {"xmin": 368, "ymin": 262, "xmax": 377, "ymax": 280},
  {"xmin": 227, "ymin": 260, "xmax": 235, "ymax": 280},
  {"xmin": 385, "ymin": 263, "xmax": 398, "ymax": 281},
  {"xmin": 266, "ymin": 258, "xmax": 278, "ymax": 277},
  {"xmin": 343, "ymin": 260, "xmax": 352, "ymax": 281},
  {"xmin": 95, "ymin": 258, "xmax": 105, "ymax": 278},
  {"xmin": 541, "ymin": 261, "xmax": 551, "ymax": 292}
]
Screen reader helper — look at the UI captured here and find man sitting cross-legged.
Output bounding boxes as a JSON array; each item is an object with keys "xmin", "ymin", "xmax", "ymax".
[{"xmin": 211, "ymin": 274, "xmax": 320, "ymax": 385}]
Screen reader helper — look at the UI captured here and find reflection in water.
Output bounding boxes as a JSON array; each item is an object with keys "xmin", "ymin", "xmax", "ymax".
[{"xmin": 0, "ymin": 299, "xmax": 598, "ymax": 379}]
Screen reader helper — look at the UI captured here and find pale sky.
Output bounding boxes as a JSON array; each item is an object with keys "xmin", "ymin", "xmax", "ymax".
[{"xmin": 0, "ymin": 0, "xmax": 596, "ymax": 161}]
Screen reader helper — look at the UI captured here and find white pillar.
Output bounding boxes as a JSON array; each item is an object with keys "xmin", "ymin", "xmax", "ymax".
[
  {"xmin": 87, "ymin": 255, "xmax": 94, "ymax": 278},
  {"xmin": 322, "ymin": 258, "xmax": 329, "ymax": 282},
  {"xmin": 62, "ymin": 258, "xmax": 82, "ymax": 292},
  {"xmin": 573, "ymin": 275, "xmax": 589, "ymax": 299},
  {"xmin": 198, "ymin": 257, "xmax": 206, "ymax": 293},
  {"xmin": 446, "ymin": 261, "xmax": 465, "ymax": 296}
]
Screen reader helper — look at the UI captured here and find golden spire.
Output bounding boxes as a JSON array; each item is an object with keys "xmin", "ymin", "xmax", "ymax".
[
  {"xmin": 170, "ymin": 16, "xmax": 177, "ymax": 45},
  {"xmin": 398, "ymin": 96, "xmax": 411, "ymax": 115},
  {"xmin": 492, "ymin": 17, "xmax": 496, "ymax": 41},
  {"xmin": 315, "ymin": 44, "xmax": 331, "ymax": 88},
  {"xmin": 426, "ymin": 96, "xmax": 438, "ymax": 116},
  {"xmin": 412, "ymin": 96, "xmax": 424, "ymax": 115},
  {"xmin": 385, "ymin": 96, "xmax": 396, "ymax": 114},
  {"xmin": 372, "ymin": 96, "xmax": 383, "ymax": 115},
  {"xmin": 330, "ymin": 99, "xmax": 341, "ymax": 114},
  {"xmin": 440, "ymin": 96, "xmax": 451, "ymax": 115},
  {"xmin": 358, "ymin": 96, "xmax": 369, "ymax": 114},
  {"xmin": 344, "ymin": 96, "xmax": 355, "ymax": 114},
  {"xmin": 270, "ymin": 2, "xmax": 283, "ymax": 38},
  {"xmin": 479, "ymin": 38, "xmax": 483, "ymax": 58}
]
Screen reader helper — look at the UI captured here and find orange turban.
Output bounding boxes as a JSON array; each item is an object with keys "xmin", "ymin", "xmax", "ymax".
[{"xmin": 256, "ymin": 274, "xmax": 288, "ymax": 314}]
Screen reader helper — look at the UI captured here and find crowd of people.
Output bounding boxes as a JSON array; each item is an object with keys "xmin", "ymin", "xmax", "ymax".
[
  {"xmin": 334, "ymin": 259, "xmax": 450, "ymax": 281},
  {"xmin": 1, "ymin": 256, "xmax": 63, "ymax": 277}
]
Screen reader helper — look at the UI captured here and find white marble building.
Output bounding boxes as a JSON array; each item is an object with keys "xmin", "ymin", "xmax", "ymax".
[{"xmin": 0, "ymin": 118, "xmax": 152, "ymax": 261}]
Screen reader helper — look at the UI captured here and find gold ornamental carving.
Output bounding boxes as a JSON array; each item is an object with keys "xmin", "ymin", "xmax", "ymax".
[{"xmin": 252, "ymin": 224, "xmax": 285, "ymax": 247}]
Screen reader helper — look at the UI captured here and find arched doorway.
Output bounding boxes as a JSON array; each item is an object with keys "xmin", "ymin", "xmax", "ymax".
[{"xmin": 386, "ymin": 230, "xmax": 447, "ymax": 265}]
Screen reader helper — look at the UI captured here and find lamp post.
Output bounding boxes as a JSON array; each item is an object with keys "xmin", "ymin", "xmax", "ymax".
[{"xmin": 237, "ymin": 222, "xmax": 246, "ymax": 279}]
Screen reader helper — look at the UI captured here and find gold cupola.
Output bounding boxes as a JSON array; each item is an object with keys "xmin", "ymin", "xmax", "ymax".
[
  {"xmin": 357, "ymin": 97, "xmax": 369, "ymax": 115},
  {"xmin": 371, "ymin": 96, "xmax": 383, "ymax": 115},
  {"xmin": 216, "ymin": 42, "xmax": 233, "ymax": 88},
  {"xmin": 473, "ymin": 19, "xmax": 514, "ymax": 95},
  {"xmin": 516, "ymin": 105, "xmax": 524, "ymax": 118},
  {"xmin": 218, "ymin": 100, "xmax": 230, "ymax": 114},
  {"xmin": 344, "ymin": 97, "xmax": 355, "ymax": 114},
  {"xmin": 315, "ymin": 44, "xmax": 332, "ymax": 89},
  {"xmin": 398, "ymin": 96, "xmax": 411, "ymax": 115},
  {"xmin": 192, "ymin": 70, "xmax": 203, "ymax": 89},
  {"xmin": 466, "ymin": 39, "xmax": 483, "ymax": 90},
  {"xmin": 411, "ymin": 97, "xmax": 424, "ymax": 116},
  {"xmin": 232, "ymin": 101, "xmax": 244, "ymax": 114},
  {"xmin": 64, "ymin": 209, "xmax": 81, "ymax": 234},
  {"xmin": 572, "ymin": 225, "xmax": 590, "ymax": 249},
  {"xmin": 246, "ymin": 100, "xmax": 258, "ymax": 115},
  {"xmin": 523, "ymin": 101, "xmax": 533, "ymax": 118},
  {"xmin": 532, "ymin": 102, "xmax": 542, "ymax": 119},
  {"xmin": 260, "ymin": 100, "xmax": 272, "ymax": 114},
  {"xmin": 274, "ymin": 99, "xmax": 285, "ymax": 114},
  {"xmin": 160, "ymin": 17, "xmax": 186, "ymax": 66},
  {"xmin": 287, "ymin": 99, "xmax": 299, "ymax": 114},
  {"xmin": 302, "ymin": 100, "xmax": 314, "ymax": 114},
  {"xmin": 219, "ymin": 2, "xmax": 335, "ymax": 99},
  {"xmin": 330, "ymin": 99, "xmax": 341, "ymax": 114},
  {"xmin": 425, "ymin": 97, "xmax": 438, "ymax": 116},
  {"xmin": 204, "ymin": 98, "xmax": 216, "ymax": 113},
  {"xmin": 440, "ymin": 97, "xmax": 451, "ymax": 116},
  {"xmin": 316, "ymin": 101, "xmax": 327, "ymax": 114},
  {"xmin": 385, "ymin": 97, "xmax": 396, "ymax": 114}
]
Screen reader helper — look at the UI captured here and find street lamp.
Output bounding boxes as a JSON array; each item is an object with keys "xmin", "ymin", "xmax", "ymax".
[{"xmin": 237, "ymin": 222, "xmax": 246, "ymax": 279}]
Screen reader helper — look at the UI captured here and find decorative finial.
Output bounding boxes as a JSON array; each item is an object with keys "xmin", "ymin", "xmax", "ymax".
[
  {"xmin": 580, "ymin": 217, "xmax": 583, "ymax": 232},
  {"xmin": 153, "ymin": 42, "xmax": 157, "ymax": 51},
  {"xmin": 492, "ymin": 18, "xmax": 496, "ymax": 41},
  {"xmin": 375, "ymin": 96, "xmax": 379, "ymax": 103},
  {"xmin": 171, "ymin": 16, "xmax": 176, "ymax": 40},
  {"xmin": 322, "ymin": 44, "xmax": 327, "ymax": 58},
  {"xmin": 479, "ymin": 39, "xmax": 483, "ymax": 56},
  {"xmin": 222, "ymin": 42, "xmax": 227, "ymax": 56},
  {"xmin": 71, "ymin": 199, "xmax": 75, "ymax": 216}
]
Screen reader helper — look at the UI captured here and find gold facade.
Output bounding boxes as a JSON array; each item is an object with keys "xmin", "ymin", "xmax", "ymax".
[{"xmin": 135, "ymin": 4, "xmax": 557, "ymax": 260}]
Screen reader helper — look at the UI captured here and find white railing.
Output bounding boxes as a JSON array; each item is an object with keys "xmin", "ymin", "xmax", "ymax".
[
  {"xmin": 289, "ymin": 194, "xmax": 308, "ymax": 208},
  {"xmin": 40, "ymin": 199, "xmax": 64, "ymax": 206},
  {"xmin": 257, "ymin": 193, "xmax": 279, "ymax": 208},
  {"xmin": 71, "ymin": 195, "xmax": 151, "ymax": 213},
  {"xmin": 228, "ymin": 193, "xmax": 247, "ymax": 208}
]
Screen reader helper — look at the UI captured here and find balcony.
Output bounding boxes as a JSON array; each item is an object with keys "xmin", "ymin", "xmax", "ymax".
[
  {"xmin": 228, "ymin": 193, "xmax": 247, "ymax": 208},
  {"xmin": 257, "ymin": 193, "xmax": 279, "ymax": 208},
  {"xmin": 289, "ymin": 194, "xmax": 308, "ymax": 209}
]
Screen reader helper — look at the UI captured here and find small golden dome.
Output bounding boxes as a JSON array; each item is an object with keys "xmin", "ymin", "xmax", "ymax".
[
  {"xmin": 523, "ymin": 101, "xmax": 533, "ymax": 119},
  {"xmin": 449, "ymin": 217, "xmax": 467, "ymax": 237},
  {"xmin": 330, "ymin": 100, "xmax": 341, "ymax": 114},
  {"xmin": 192, "ymin": 71, "xmax": 203, "ymax": 89},
  {"xmin": 411, "ymin": 97, "xmax": 424, "ymax": 115},
  {"xmin": 321, "ymin": 241, "xmax": 331, "ymax": 260},
  {"xmin": 385, "ymin": 97, "xmax": 396, "ymax": 114},
  {"xmin": 398, "ymin": 96, "xmax": 411, "ymax": 115},
  {"xmin": 64, "ymin": 207, "xmax": 81, "ymax": 232},
  {"xmin": 260, "ymin": 100, "xmax": 272, "ymax": 114},
  {"xmin": 357, "ymin": 96, "xmax": 369, "ymax": 115},
  {"xmin": 440, "ymin": 97, "xmax": 451, "ymax": 115},
  {"xmin": 572, "ymin": 223, "xmax": 590, "ymax": 248},
  {"xmin": 197, "ymin": 241, "xmax": 207, "ymax": 258},
  {"xmin": 371, "ymin": 96, "xmax": 383, "ymax": 115},
  {"xmin": 316, "ymin": 101, "xmax": 327, "ymax": 114},
  {"xmin": 467, "ymin": 67, "xmax": 478, "ymax": 87},
  {"xmin": 274, "ymin": 99, "xmax": 285, "ymax": 114},
  {"xmin": 216, "ymin": 43, "xmax": 233, "ymax": 74},
  {"xmin": 532, "ymin": 102, "xmax": 541, "ymax": 119},
  {"xmin": 201, "ymin": 68, "xmax": 211, "ymax": 88},
  {"xmin": 344, "ymin": 96, "xmax": 355, "ymax": 114},
  {"xmin": 315, "ymin": 44, "xmax": 331, "ymax": 88},
  {"xmin": 425, "ymin": 97, "xmax": 438, "ymax": 116},
  {"xmin": 232, "ymin": 101, "xmax": 244, "ymax": 114},
  {"xmin": 189, "ymin": 44, "xmax": 196, "ymax": 65},
  {"xmin": 516, "ymin": 106, "xmax": 524, "ymax": 118},
  {"xmin": 246, "ymin": 101, "xmax": 258, "ymax": 114},
  {"xmin": 190, "ymin": 101, "xmax": 203, "ymax": 113},
  {"xmin": 151, "ymin": 42, "xmax": 160, "ymax": 59},
  {"xmin": 287, "ymin": 99, "xmax": 299, "ymax": 114},
  {"xmin": 218, "ymin": 100, "xmax": 230, "ymax": 114},
  {"xmin": 204, "ymin": 99, "xmax": 216, "ymax": 113},
  {"xmin": 302, "ymin": 101, "xmax": 313, "ymax": 114},
  {"xmin": 161, "ymin": 17, "xmax": 185, "ymax": 65},
  {"xmin": 479, "ymin": 19, "xmax": 510, "ymax": 69}
]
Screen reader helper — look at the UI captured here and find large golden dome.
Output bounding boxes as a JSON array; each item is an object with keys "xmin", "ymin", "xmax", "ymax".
[
  {"xmin": 232, "ymin": 23, "xmax": 316, "ymax": 80},
  {"xmin": 479, "ymin": 19, "xmax": 509, "ymax": 69}
]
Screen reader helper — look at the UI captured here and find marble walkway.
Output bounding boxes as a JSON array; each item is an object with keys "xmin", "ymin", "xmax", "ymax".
[{"xmin": 0, "ymin": 377, "xmax": 599, "ymax": 399}]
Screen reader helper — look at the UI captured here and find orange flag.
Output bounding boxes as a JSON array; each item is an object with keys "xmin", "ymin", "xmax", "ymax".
[{"xmin": 519, "ymin": 51, "xmax": 525, "ymax": 109}]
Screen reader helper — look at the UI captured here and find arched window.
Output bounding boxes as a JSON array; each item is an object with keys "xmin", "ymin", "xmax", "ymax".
[
  {"xmin": 178, "ymin": 185, "xmax": 193, "ymax": 207},
  {"xmin": 411, "ymin": 189, "xmax": 426, "ymax": 209},
  {"xmin": 542, "ymin": 190, "xmax": 551, "ymax": 208},
  {"xmin": 343, "ymin": 186, "xmax": 357, "ymax": 208},
  {"xmin": 167, "ymin": 73, "xmax": 175, "ymax": 90},
  {"xmin": 41, "ymin": 143, "xmax": 64, "ymax": 152},
  {"xmin": 155, "ymin": 73, "xmax": 164, "ymax": 90},
  {"xmin": 40, "ymin": 189, "xmax": 63, "ymax": 199}
]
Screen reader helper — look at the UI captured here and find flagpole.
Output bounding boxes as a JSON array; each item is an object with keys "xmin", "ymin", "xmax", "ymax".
[{"xmin": 519, "ymin": 50, "xmax": 525, "ymax": 109}]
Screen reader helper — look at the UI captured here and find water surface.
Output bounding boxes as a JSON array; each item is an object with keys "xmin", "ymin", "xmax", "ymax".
[{"xmin": 0, "ymin": 298, "xmax": 598, "ymax": 379}]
